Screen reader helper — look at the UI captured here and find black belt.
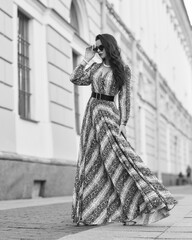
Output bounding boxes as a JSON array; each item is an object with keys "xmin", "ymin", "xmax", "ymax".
[{"xmin": 91, "ymin": 92, "xmax": 114, "ymax": 101}]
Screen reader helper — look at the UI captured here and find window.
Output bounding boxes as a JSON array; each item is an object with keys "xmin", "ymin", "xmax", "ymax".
[
  {"xmin": 70, "ymin": 1, "xmax": 79, "ymax": 34},
  {"xmin": 32, "ymin": 180, "xmax": 46, "ymax": 198},
  {"xmin": 72, "ymin": 51, "xmax": 81, "ymax": 135},
  {"xmin": 74, "ymin": 85, "xmax": 80, "ymax": 135},
  {"xmin": 18, "ymin": 11, "xmax": 31, "ymax": 119}
]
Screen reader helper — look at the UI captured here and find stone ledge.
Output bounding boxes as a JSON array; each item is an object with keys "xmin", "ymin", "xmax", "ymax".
[{"xmin": 0, "ymin": 151, "xmax": 76, "ymax": 167}]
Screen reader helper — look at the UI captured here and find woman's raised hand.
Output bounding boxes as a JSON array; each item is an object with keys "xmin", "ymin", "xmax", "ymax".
[{"xmin": 84, "ymin": 45, "xmax": 95, "ymax": 63}]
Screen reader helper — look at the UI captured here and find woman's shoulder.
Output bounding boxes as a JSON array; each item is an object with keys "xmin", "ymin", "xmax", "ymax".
[
  {"xmin": 84, "ymin": 61, "xmax": 101, "ymax": 73},
  {"xmin": 93, "ymin": 62, "xmax": 102, "ymax": 68},
  {"xmin": 123, "ymin": 64, "xmax": 131, "ymax": 77},
  {"xmin": 124, "ymin": 64, "xmax": 131, "ymax": 71}
]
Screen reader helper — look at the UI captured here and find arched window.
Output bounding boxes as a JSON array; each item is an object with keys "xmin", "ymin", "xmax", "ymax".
[{"xmin": 70, "ymin": 1, "xmax": 80, "ymax": 34}]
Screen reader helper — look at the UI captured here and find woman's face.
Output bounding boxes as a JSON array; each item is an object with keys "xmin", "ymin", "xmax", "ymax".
[{"xmin": 95, "ymin": 39, "xmax": 106, "ymax": 60}]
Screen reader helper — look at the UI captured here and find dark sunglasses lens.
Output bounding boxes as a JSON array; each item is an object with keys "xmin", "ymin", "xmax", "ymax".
[
  {"xmin": 93, "ymin": 45, "xmax": 104, "ymax": 52},
  {"xmin": 98, "ymin": 45, "xmax": 104, "ymax": 51}
]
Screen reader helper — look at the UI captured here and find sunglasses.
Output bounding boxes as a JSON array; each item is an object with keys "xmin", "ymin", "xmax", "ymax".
[{"xmin": 93, "ymin": 45, "xmax": 105, "ymax": 52}]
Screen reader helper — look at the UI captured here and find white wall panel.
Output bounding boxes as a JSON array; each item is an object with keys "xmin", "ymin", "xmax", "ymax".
[{"xmin": 145, "ymin": 108, "xmax": 156, "ymax": 171}]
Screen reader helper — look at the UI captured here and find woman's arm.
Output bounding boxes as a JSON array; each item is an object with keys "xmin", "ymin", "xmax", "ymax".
[
  {"xmin": 70, "ymin": 45, "xmax": 95, "ymax": 86},
  {"xmin": 70, "ymin": 62, "xmax": 96, "ymax": 86},
  {"xmin": 118, "ymin": 65, "xmax": 131, "ymax": 125}
]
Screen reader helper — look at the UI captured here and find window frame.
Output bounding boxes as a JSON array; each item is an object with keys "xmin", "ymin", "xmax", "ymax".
[
  {"xmin": 72, "ymin": 51, "xmax": 81, "ymax": 135},
  {"xmin": 17, "ymin": 10, "xmax": 32, "ymax": 120}
]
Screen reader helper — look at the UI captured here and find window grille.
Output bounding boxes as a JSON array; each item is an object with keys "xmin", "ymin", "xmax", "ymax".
[{"xmin": 18, "ymin": 11, "xmax": 31, "ymax": 119}]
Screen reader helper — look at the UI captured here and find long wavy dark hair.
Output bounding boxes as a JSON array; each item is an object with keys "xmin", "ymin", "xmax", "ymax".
[{"xmin": 95, "ymin": 34, "xmax": 125, "ymax": 90}]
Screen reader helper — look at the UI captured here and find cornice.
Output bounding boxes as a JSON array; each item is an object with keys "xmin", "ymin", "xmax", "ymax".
[
  {"xmin": 106, "ymin": 0, "xmax": 135, "ymax": 41},
  {"xmin": 170, "ymin": 0, "xmax": 192, "ymax": 61}
]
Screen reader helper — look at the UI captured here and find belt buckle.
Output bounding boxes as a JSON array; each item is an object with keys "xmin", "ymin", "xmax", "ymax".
[{"xmin": 96, "ymin": 93, "xmax": 101, "ymax": 100}]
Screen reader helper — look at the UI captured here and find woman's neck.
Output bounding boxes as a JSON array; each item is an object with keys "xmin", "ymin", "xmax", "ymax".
[{"xmin": 103, "ymin": 59, "xmax": 110, "ymax": 66}]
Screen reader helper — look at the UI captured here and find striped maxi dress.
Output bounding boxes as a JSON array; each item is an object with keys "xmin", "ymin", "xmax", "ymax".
[{"xmin": 70, "ymin": 62, "xmax": 177, "ymax": 226}]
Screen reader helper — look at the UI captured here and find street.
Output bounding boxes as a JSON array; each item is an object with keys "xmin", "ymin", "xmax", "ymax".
[
  {"xmin": 0, "ymin": 199, "xmax": 97, "ymax": 240},
  {"xmin": 0, "ymin": 185, "xmax": 192, "ymax": 240}
]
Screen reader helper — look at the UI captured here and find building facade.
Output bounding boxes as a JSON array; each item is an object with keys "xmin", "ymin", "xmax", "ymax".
[{"xmin": 0, "ymin": 0, "xmax": 192, "ymax": 200}]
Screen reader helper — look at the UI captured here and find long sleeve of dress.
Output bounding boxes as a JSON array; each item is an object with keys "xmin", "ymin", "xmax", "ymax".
[
  {"xmin": 70, "ymin": 62, "xmax": 96, "ymax": 86},
  {"xmin": 118, "ymin": 65, "xmax": 131, "ymax": 125}
]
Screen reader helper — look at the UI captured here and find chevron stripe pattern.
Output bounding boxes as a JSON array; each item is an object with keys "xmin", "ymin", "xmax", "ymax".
[{"xmin": 70, "ymin": 63, "xmax": 177, "ymax": 226}]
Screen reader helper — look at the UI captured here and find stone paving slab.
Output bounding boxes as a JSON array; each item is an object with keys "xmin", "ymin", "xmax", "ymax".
[
  {"xmin": 171, "ymin": 217, "xmax": 192, "ymax": 227},
  {"xmin": 158, "ymin": 232, "xmax": 192, "ymax": 239},
  {"xmin": 96, "ymin": 224, "xmax": 169, "ymax": 232},
  {"xmin": 58, "ymin": 228, "xmax": 162, "ymax": 240},
  {"xmin": 167, "ymin": 185, "xmax": 192, "ymax": 194},
  {"xmin": 166, "ymin": 226, "xmax": 192, "ymax": 232},
  {"xmin": 157, "ymin": 239, "xmax": 190, "ymax": 240}
]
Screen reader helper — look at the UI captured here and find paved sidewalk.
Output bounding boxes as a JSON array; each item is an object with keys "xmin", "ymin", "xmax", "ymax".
[
  {"xmin": 58, "ymin": 194, "xmax": 192, "ymax": 240},
  {"xmin": 0, "ymin": 185, "xmax": 191, "ymax": 240},
  {"xmin": 58, "ymin": 186, "xmax": 192, "ymax": 240},
  {"xmin": 0, "ymin": 198, "xmax": 97, "ymax": 240}
]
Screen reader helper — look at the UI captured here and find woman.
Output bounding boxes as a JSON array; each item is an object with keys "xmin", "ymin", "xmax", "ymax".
[{"xmin": 70, "ymin": 34, "xmax": 177, "ymax": 226}]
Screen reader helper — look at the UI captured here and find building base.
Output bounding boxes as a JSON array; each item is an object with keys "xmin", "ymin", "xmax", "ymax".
[
  {"xmin": 0, "ymin": 159, "xmax": 76, "ymax": 200},
  {"xmin": 162, "ymin": 173, "xmax": 178, "ymax": 186}
]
